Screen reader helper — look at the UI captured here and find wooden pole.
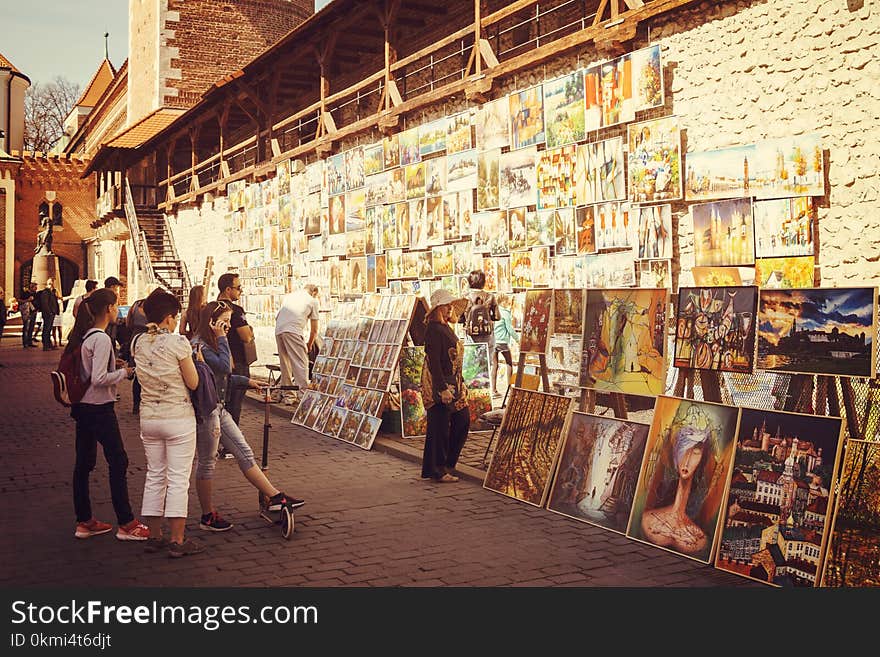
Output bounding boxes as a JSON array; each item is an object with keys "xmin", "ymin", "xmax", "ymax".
[{"xmin": 474, "ymin": 0, "xmax": 481, "ymax": 75}]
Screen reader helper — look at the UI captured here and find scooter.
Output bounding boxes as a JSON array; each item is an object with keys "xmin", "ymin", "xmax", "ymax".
[{"xmin": 256, "ymin": 381, "xmax": 299, "ymax": 540}]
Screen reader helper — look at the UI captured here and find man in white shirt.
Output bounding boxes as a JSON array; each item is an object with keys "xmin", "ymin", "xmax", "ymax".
[
  {"xmin": 72, "ymin": 280, "xmax": 98, "ymax": 318},
  {"xmin": 275, "ymin": 283, "xmax": 319, "ymax": 404}
]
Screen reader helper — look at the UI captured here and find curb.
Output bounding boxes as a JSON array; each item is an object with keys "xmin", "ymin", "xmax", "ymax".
[{"xmin": 243, "ymin": 392, "xmax": 488, "ymax": 486}]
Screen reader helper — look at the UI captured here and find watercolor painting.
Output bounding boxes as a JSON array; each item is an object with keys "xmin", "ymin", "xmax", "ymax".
[
  {"xmin": 425, "ymin": 157, "xmax": 447, "ymax": 196},
  {"xmin": 499, "ymin": 147, "xmax": 537, "ymax": 208},
  {"xmin": 447, "ymin": 150, "xmax": 478, "ymax": 193},
  {"xmin": 754, "ymin": 256, "xmax": 815, "ymax": 289},
  {"xmin": 628, "ymin": 115, "xmax": 682, "ymax": 203},
  {"xmin": 692, "ymin": 199, "xmax": 755, "ymax": 267},
  {"xmin": 475, "ymin": 97, "xmax": 510, "ymax": 151},
  {"xmin": 405, "ymin": 161, "xmax": 426, "ymax": 200},
  {"xmin": 584, "ymin": 54, "xmax": 633, "ymax": 131},
  {"xmin": 543, "ymin": 71, "xmax": 586, "ymax": 148},
  {"xmin": 364, "ymin": 142, "xmax": 384, "ymax": 177},
  {"xmin": 536, "ymin": 145, "xmax": 577, "ymax": 210},
  {"xmin": 509, "ymin": 85, "xmax": 546, "ymax": 150},
  {"xmin": 576, "ymin": 206, "xmax": 597, "ymax": 255},
  {"xmin": 508, "ymin": 207, "xmax": 530, "ymax": 251},
  {"xmin": 399, "ymin": 126, "xmax": 421, "ymax": 166},
  {"xmin": 753, "ymin": 197, "xmax": 814, "ymax": 258},
  {"xmin": 345, "ymin": 146, "xmax": 365, "ymax": 190},
  {"xmin": 752, "ymin": 133, "xmax": 825, "ymax": 199},
  {"xmin": 447, "ymin": 111, "xmax": 473, "ymax": 154},
  {"xmin": 593, "ymin": 201, "xmax": 633, "ymax": 251},
  {"xmin": 631, "ymin": 44, "xmax": 664, "ymax": 112},
  {"xmin": 419, "ymin": 118, "xmax": 447, "ymax": 157},
  {"xmin": 383, "ymin": 133, "xmax": 400, "ymax": 169},
  {"xmin": 552, "ymin": 207, "xmax": 577, "ymax": 256},
  {"xmin": 477, "ymin": 148, "xmax": 500, "ymax": 210},
  {"xmin": 634, "ymin": 204, "xmax": 672, "ymax": 260},
  {"xmin": 638, "ymin": 259, "xmax": 672, "ymax": 289}
]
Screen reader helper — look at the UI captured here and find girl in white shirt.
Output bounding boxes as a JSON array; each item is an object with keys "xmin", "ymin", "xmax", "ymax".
[{"xmin": 66, "ymin": 288, "xmax": 149, "ymax": 541}]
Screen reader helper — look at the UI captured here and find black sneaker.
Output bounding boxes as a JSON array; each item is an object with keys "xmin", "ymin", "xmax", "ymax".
[
  {"xmin": 144, "ymin": 536, "xmax": 171, "ymax": 553},
  {"xmin": 168, "ymin": 538, "xmax": 206, "ymax": 558},
  {"xmin": 217, "ymin": 447, "xmax": 234, "ymax": 460},
  {"xmin": 199, "ymin": 512, "xmax": 234, "ymax": 532},
  {"xmin": 265, "ymin": 492, "xmax": 305, "ymax": 512}
]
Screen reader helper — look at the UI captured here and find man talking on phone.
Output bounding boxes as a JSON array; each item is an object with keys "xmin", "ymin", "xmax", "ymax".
[
  {"xmin": 217, "ymin": 273, "xmax": 254, "ymax": 425},
  {"xmin": 275, "ymin": 284, "xmax": 319, "ymax": 406}
]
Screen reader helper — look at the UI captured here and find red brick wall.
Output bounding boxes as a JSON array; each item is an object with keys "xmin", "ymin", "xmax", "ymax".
[{"xmin": 164, "ymin": 0, "xmax": 312, "ymax": 109}]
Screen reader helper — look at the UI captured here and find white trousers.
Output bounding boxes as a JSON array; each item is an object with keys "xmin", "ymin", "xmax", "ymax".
[
  {"xmin": 276, "ymin": 332, "xmax": 309, "ymax": 389},
  {"xmin": 139, "ymin": 416, "xmax": 197, "ymax": 518}
]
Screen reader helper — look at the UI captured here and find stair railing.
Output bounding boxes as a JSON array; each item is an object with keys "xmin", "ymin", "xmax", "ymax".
[{"xmin": 123, "ymin": 178, "xmax": 156, "ymax": 285}]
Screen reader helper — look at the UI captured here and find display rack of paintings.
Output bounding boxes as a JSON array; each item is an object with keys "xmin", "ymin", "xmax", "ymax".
[
  {"xmin": 483, "ymin": 387, "xmax": 572, "ymax": 506},
  {"xmin": 714, "ymin": 406, "xmax": 844, "ymax": 587},
  {"xmin": 626, "ymin": 395, "xmax": 740, "ymax": 563},
  {"xmin": 292, "ymin": 293, "xmax": 418, "ymax": 450},
  {"xmin": 547, "ymin": 413, "xmax": 650, "ymax": 534}
]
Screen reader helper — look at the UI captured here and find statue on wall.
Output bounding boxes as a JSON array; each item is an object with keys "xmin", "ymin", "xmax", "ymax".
[{"xmin": 34, "ymin": 212, "xmax": 54, "ymax": 255}]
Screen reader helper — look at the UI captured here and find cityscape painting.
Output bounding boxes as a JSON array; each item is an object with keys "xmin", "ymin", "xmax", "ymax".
[
  {"xmin": 716, "ymin": 407, "xmax": 844, "ymax": 587},
  {"xmin": 674, "ymin": 286, "xmax": 759, "ymax": 373},
  {"xmin": 627, "ymin": 396, "xmax": 740, "ymax": 564},
  {"xmin": 692, "ymin": 199, "xmax": 755, "ymax": 267},
  {"xmin": 580, "ymin": 288, "xmax": 668, "ymax": 396},
  {"xmin": 821, "ymin": 439, "xmax": 880, "ymax": 587},
  {"xmin": 548, "ymin": 413, "xmax": 650, "ymax": 534},
  {"xmin": 753, "ymin": 197, "xmax": 814, "ymax": 258},
  {"xmin": 685, "ymin": 144, "xmax": 756, "ymax": 202},
  {"xmin": 757, "ymin": 287, "xmax": 877, "ymax": 377}
]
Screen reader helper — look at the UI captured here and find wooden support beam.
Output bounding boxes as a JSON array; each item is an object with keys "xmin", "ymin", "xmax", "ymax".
[
  {"xmin": 593, "ymin": 0, "xmax": 610, "ymax": 26},
  {"xmin": 482, "ymin": 0, "xmax": 534, "ymax": 27},
  {"xmin": 479, "ymin": 38, "xmax": 499, "ymax": 68},
  {"xmin": 474, "ymin": 0, "xmax": 481, "ymax": 75}
]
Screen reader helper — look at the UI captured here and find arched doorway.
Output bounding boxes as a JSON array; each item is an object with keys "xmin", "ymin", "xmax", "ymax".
[{"xmin": 20, "ymin": 255, "xmax": 79, "ymax": 297}]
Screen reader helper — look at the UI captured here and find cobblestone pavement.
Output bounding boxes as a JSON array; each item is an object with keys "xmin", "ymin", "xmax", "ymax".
[{"xmin": 0, "ymin": 341, "xmax": 757, "ymax": 587}]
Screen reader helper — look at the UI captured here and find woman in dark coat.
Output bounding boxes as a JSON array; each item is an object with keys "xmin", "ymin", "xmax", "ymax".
[{"xmin": 420, "ymin": 289, "xmax": 471, "ymax": 483}]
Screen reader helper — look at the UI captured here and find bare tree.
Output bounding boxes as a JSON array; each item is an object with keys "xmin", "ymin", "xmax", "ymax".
[{"xmin": 23, "ymin": 76, "xmax": 81, "ymax": 153}]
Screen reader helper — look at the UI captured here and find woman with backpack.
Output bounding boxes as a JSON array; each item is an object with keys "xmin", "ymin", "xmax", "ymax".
[
  {"xmin": 131, "ymin": 289, "xmax": 202, "ymax": 558},
  {"xmin": 461, "ymin": 269, "xmax": 502, "ymax": 394},
  {"xmin": 64, "ymin": 288, "xmax": 150, "ymax": 541},
  {"xmin": 190, "ymin": 301, "xmax": 304, "ymax": 531}
]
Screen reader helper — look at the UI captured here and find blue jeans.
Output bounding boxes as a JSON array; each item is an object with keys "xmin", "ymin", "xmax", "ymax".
[
  {"xmin": 195, "ymin": 404, "xmax": 258, "ymax": 480},
  {"xmin": 22, "ymin": 313, "xmax": 36, "ymax": 346}
]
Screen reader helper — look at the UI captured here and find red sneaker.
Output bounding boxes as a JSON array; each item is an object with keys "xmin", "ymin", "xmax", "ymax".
[
  {"xmin": 75, "ymin": 518, "xmax": 113, "ymax": 539},
  {"xmin": 116, "ymin": 519, "xmax": 150, "ymax": 541}
]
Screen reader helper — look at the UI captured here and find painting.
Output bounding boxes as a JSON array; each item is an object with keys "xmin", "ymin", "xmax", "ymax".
[
  {"xmin": 822, "ymin": 439, "xmax": 880, "ymax": 587},
  {"xmin": 383, "ymin": 133, "xmax": 400, "ymax": 169},
  {"xmin": 463, "ymin": 343, "xmax": 492, "ymax": 423},
  {"xmin": 476, "ymin": 148, "xmax": 500, "ymax": 210},
  {"xmin": 634, "ymin": 204, "xmax": 672, "ymax": 260},
  {"xmin": 548, "ymin": 413, "xmax": 650, "ymax": 534},
  {"xmin": 375, "ymin": 254, "xmax": 387, "ymax": 288},
  {"xmin": 512, "ymin": 250, "xmax": 532, "ymax": 287},
  {"xmin": 471, "ymin": 210, "xmax": 508, "ymax": 256},
  {"xmin": 546, "ymin": 333, "xmax": 582, "ymax": 389},
  {"xmin": 419, "ymin": 118, "xmax": 447, "ymax": 157},
  {"xmin": 754, "ymin": 256, "xmax": 815, "ymax": 289},
  {"xmin": 447, "ymin": 111, "xmax": 473, "ymax": 154},
  {"xmin": 684, "ymin": 144, "xmax": 756, "ymax": 202},
  {"xmin": 353, "ymin": 414, "xmax": 382, "ymax": 450},
  {"xmin": 628, "ymin": 115, "xmax": 682, "ymax": 203},
  {"xmin": 483, "ymin": 387, "xmax": 572, "ymax": 506},
  {"xmin": 396, "ymin": 202, "xmax": 411, "ymax": 249},
  {"xmin": 575, "ymin": 137, "xmax": 626, "ymax": 206},
  {"xmin": 631, "ymin": 44, "xmax": 664, "ymax": 112},
  {"xmin": 499, "ymin": 147, "xmax": 537, "ymax": 208},
  {"xmin": 345, "ymin": 147, "xmax": 365, "ymax": 190},
  {"xmin": 405, "ymin": 162, "xmax": 426, "ymax": 200},
  {"xmin": 536, "ymin": 145, "xmax": 577, "ymax": 210},
  {"xmin": 520, "ymin": 289, "xmax": 553, "ymax": 353},
  {"xmin": 338, "ymin": 410, "xmax": 364, "ymax": 445},
  {"xmin": 674, "ymin": 286, "xmax": 759, "ymax": 373},
  {"xmin": 692, "ymin": 199, "xmax": 755, "ymax": 267},
  {"xmin": 553, "ymin": 288, "xmax": 584, "ymax": 335},
  {"xmin": 364, "ymin": 142, "xmax": 384, "ymax": 177},
  {"xmin": 627, "ymin": 395, "xmax": 740, "ymax": 563},
  {"xmin": 508, "ymin": 207, "xmax": 529, "ymax": 251},
  {"xmin": 475, "ymin": 97, "xmax": 509, "ymax": 151},
  {"xmin": 714, "ymin": 407, "xmax": 844, "ymax": 586},
  {"xmin": 580, "ymin": 288, "xmax": 668, "ymax": 396},
  {"xmin": 399, "ymin": 347, "xmax": 427, "ymax": 437},
  {"xmin": 753, "ymin": 197, "xmax": 814, "ymax": 258},
  {"xmin": 575, "ymin": 206, "xmax": 597, "ymax": 255},
  {"xmin": 530, "ymin": 210, "xmax": 556, "ymax": 248},
  {"xmin": 328, "ymin": 194, "xmax": 345, "ymax": 234},
  {"xmin": 425, "ymin": 158, "xmax": 447, "ymax": 196},
  {"xmin": 322, "ymin": 405, "xmax": 348, "ymax": 439},
  {"xmin": 431, "ymin": 244, "xmax": 454, "ymax": 277},
  {"xmin": 543, "ymin": 71, "xmax": 586, "ymax": 148},
  {"xmin": 447, "ymin": 150, "xmax": 478, "ymax": 193},
  {"xmin": 638, "ymin": 259, "xmax": 672, "ymax": 290},
  {"xmin": 584, "ymin": 54, "xmax": 633, "ymax": 131},
  {"xmin": 594, "ymin": 201, "xmax": 633, "ymax": 251},
  {"xmin": 531, "ymin": 246, "xmax": 551, "ymax": 287},
  {"xmin": 753, "ymin": 133, "xmax": 825, "ymax": 199},
  {"xmin": 552, "ymin": 208, "xmax": 577, "ymax": 256},
  {"xmin": 398, "ymin": 126, "xmax": 421, "ymax": 165},
  {"xmin": 757, "ymin": 287, "xmax": 877, "ymax": 377},
  {"xmin": 692, "ymin": 266, "xmax": 743, "ymax": 287},
  {"xmin": 327, "ymin": 152, "xmax": 346, "ymax": 196},
  {"xmin": 276, "ymin": 159, "xmax": 291, "ymax": 196},
  {"xmin": 509, "ymin": 85, "xmax": 545, "ymax": 150}
]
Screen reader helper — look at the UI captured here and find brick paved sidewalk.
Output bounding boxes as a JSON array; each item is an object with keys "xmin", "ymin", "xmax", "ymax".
[{"xmin": 0, "ymin": 341, "xmax": 756, "ymax": 587}]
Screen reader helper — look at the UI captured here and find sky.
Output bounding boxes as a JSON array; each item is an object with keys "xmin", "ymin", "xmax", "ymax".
[{"xmin": 1, "ymin": 1, "xmax": 129, "ymax": 89}]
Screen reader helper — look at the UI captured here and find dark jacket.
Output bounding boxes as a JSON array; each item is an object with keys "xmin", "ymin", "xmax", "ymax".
[
  {"xmin": 190, "ymin": 335, "xmax": 249, "ymax": 403},
  {"xmin": 35, "ymin": 288, "xmax": 60, "ymax": 315}
]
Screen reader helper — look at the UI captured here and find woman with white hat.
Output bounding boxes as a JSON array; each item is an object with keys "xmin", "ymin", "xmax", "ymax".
[{"xmin": 421, "ymin": 289, "xmax": 471, "ymax": 483}]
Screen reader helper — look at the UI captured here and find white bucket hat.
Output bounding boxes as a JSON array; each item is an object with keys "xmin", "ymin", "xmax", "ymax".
[{"xmin": 427, "ymin": 288, "xmax": 468, "ymax": 319}]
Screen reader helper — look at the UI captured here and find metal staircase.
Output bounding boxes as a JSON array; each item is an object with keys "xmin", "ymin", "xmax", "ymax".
[{"xmin": 124, "ymin": 179, "xmax": 190, "ymax": 307}]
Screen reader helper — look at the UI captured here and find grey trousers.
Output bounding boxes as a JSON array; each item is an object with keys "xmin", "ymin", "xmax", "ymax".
[{"xmin": 276, "ymin": 332, "xmax": 309, "ymax": 390}]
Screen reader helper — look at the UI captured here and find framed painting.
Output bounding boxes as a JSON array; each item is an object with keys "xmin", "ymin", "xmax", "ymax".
[
  {"xmin": 753, "ymin": 133, "xmax": 825, "ymax": 199},
  {"xmin": 383, "ymin": 133, "xmax": 400, "ymax": 169},
  {"xmin": 520, "ymin": 289, "xmax": 553, "ymax": 353},
  {"xmin": 553, "ymin": 288, "xmax": 584, "ymax": 335},
  {"xmin": 499, "ymin": 147, "xmax": 537, "ymax": 208},
  {"xmin": 674, "ymin": 286, "xmax": 759, "ymax": 373},
  {"xmin": 463, "ymin": 343, "xmax": 492, "ymax": 423},
  {"xmin": 757, "ymin": 287, "xmax": 877, "ymax": 377},
  {"xmin": 631, "ymin": 44, "xmax": 664, "ymax": 112},
  {"xmin": 575, "ymin": 206, "xmax": 597, "ymax": 255},
  {"xmin": 716, "ymin": 407, "xmax": 844, "ymax": 587},
  {"xmin": 447, "ymin": 150, "xmax": 478, "ymax": 193},
  {"xmin": 692, "ymin": 198, "xmax": 755, "ymax": 266},
  {"xmin": 548, "ymin": 413, "xmax": 650, "ymax": 534},
  {"xmin": 477, "ymin": 148, "xmax": 500, "ymax": 210},
  {"xmin": 483, "ymin": 387, "xmax": 572, "ymax": 506},
  {"xmin": 634, "ymin": 204, "xmax": 672, "ymax": 260},
  {"xmin": 353, "ymin": 414, "xmax": 381, "ymax": 450},
  {"xmin": 821, "ymin": 439, "xmax": 880, "ymax": 587},
  {"xmin": 509, "ymin": 84, "xmax": 546, "ymax": 150},
  {"xmin": 398, "ymin": 126, "xmax": 421, "ymax": 165},
  {"xmin": 584, "ymin": 54, "xmax": 633, "ymax": 131},
  {"xmin": 419, "ymin": 118, "xmax": 447, "ymax": 157},
  {"xmin": 475, "ymin": 97, "xmax": 510, "ymax": 151},
  {"xmin": 594, "ymin": 201, "xmax": 634, "ymax": 251},
  {"xmin": 575, "ymin": 136, "xmax": 626, "ymax": 206},
  {"xmin": 536, "ymin": 145, "xmax": 577, "ymax": 210},
  {"xmin": 543, "ymin": 71, "xmax": 586, "ymax": 148},
  {"xmin": 627, "ymin": 395, "xmax": 740, "ymax": 563},
  {"xmin": 684, "ymin": 144, "xmax": 757, "ymax": 202},
  {"xmin": 580, "ymin": 288, "xmax": 668, "ymax": 396},
  {"xmin": 399, "ymin": 347, "xmax": 427, "ymax": 437},
  {"xmin": 375, "ymin": 254, "xmax": 387, "ymax": 288},
  {"xmin": 754, "ymin": 256, "xmax": 815, "ymax": 289},
  {"xmin": 338, "ymin": 410, "xmax": 364, "ymax": 445},
  {"xmin": 753, "ymin": 197, "xmax": 814, "ymax": 258},
  {"xmin": 628, "ymin": 115, "xmax": 682, "ymax": 203},
  {"xmin": 363, "ymin": 142, "xmax": 384, "ymax": 177},
  {"xmin": 447, "ymin": 110, "xmax": 473, "ymax": 154}
]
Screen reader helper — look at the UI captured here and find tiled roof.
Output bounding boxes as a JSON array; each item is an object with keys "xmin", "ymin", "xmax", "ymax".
[
  {"xmin": 104, "ymin": 108, "xmax": 186, "ymax": 149},
  {"xmin": 75, "ymin": 59, "xmax": 116, "ymax": 108},
  {"xmin": 757, "ymin": 470, "xmax": 782, "ymax": 484},
  {"xmin": 0, "ymin": 52, "xmax": 29, "ymax": 81}
]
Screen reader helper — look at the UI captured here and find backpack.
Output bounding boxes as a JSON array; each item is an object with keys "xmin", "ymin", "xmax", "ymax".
[
  {"xmin": 466, "ymin": 297, "xmax": 495, "ymax": 338},
  {"xmin": 50, "ymin": 329, "xmax": 107, "ymax": 407}
]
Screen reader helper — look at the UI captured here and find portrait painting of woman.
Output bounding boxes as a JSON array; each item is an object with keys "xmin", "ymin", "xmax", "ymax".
[{"xmin": 627, "ymin": 396, "xmax": 739, "ymax": 563}]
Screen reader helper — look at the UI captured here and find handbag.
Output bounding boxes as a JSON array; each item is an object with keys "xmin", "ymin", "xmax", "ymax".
[{"xmin": 242, "ymin": 337, "xmax": 258, "ymax": 365}]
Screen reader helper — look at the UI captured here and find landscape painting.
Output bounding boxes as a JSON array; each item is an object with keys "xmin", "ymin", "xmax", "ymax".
[
  {"xmin": 716, "ymin": 407, "xmax": 844, "ymax": 587},
  {"xmin": 419, "ymin": 118, "xmax": 447, "ymax": 157},
  {"xmin": 509, "ymin": 85, "xmax": 546, "ymax": 150},
  {"xmin": 752, "ymin": 133, "xmax": 825, "ymax": 199},
  {"xmin": 463, "ymin": 343, "xmax": 492, "ymax": 424},
  {"xmin": 543, "ymin": 71, "xmax": 586, "ymax": 148},
  {"xmin": 363, "ymin": 143, "xmax": 384, "ymax": 176},
  {"xmin": 477, "ymin": 148, "xmax": 500, "ymax": 210},
  {"xmin": 446, "ymin": 150, "xmax": 478, "ymax": 192},
  {"xmin": 575, "ymin": 137, "xmax": 626, "ymax": 206},
  {"xmin": 821, "ymin": 439, "xmax": 880, "ymax": 587},
  {"xmin": 499, "ymin": 147, "xmax": 537, "ymax": 208},
  {"xmin": 692, "ymin": 199, "xmax": 755, "ymax": 267},
  {"xmin": 755, "ymin": 256, "xmax": 815, "ymax": 289},
  {"xmin": 548, "ymin": 413, "xmax": 650, "ymax": 534},
  {"xmin": 580, "ymin": 288, "xmax": 668, "ymax": 396},
  {"xmin": 685, "ymin": 144, "xmax": 757, "ymax": 202},
  {"xmin": 447, "ymin": 111, "xmax": 473, "ymax": 154},
  {"xmin": 627, "ymin": 396, "xmax": 740, "ymax": 564},
  {"xmin": 399, "ymin": 347, "xmax": 427, "ymax": 437},
  {"xmin": 483, "ymin": 387, "xmax": 571, "ymax": 507},
  {"xmin": 628, "ymin": 115, "xmax": 682, "ymax": 203},
  {"xmin": 674, "ymin": 286, "xmax": 759, "ymax": 373},
  {"xmin": 757, "ymin": 287, "xmax": 877, "ymax": 377}
]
